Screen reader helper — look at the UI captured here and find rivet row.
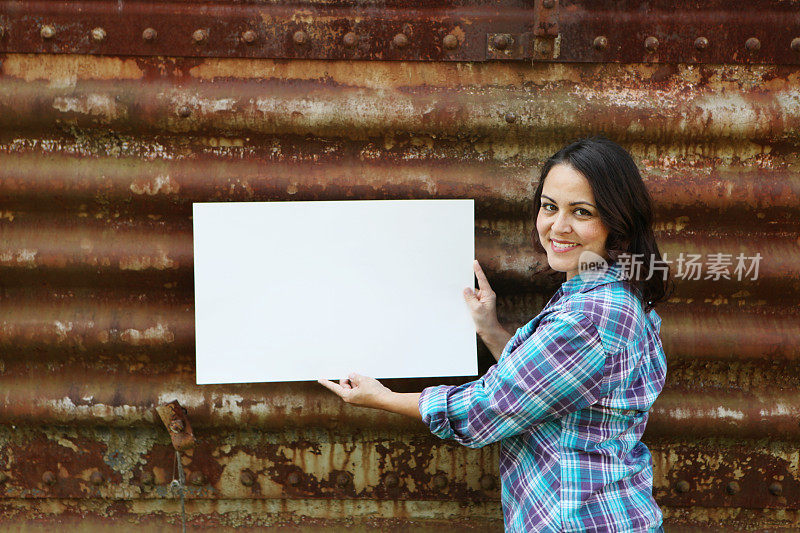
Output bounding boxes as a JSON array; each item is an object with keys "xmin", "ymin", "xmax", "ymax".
[
  {"xmin": 592, "ymin": 35, "xmax": 800, "ymax": 53},
  {"xmin": 23, "ymin": 25, "xmax": 462, "ymax": 49},
  {"xmin": 674, "ymin": 479, "xmax": 785, "ymax": 495},
  {"xmin": 11, "ymin": 25, "xmax": 800, "ymax": 57},
  {"xmin": 0, "ymin": 469, "xmax": 494, "ymax": 491}
]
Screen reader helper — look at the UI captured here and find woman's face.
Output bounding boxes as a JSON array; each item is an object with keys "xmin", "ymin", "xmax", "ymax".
[{"xmin": 536, "ymin": 163, "xmax": 609, "ymax": 281}]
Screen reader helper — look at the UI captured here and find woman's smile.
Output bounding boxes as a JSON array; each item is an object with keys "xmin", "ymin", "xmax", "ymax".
[{"xmin": 550, "ymin": 239, "xmax": 580, "ymax": 252}]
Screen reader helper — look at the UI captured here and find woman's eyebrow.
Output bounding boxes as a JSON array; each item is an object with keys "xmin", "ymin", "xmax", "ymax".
[{"xmin": 541, "ymin": 194, "xmax": 596, "ymax": 208}]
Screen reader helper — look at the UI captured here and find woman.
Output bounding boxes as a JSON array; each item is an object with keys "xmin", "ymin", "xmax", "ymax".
[{"xmin": 318, "ymin": 136, "xmax": 671, "ymax": 532}]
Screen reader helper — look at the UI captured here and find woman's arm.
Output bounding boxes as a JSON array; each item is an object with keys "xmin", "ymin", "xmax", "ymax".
[
  {"xmin": 318, "ymin": 374, "xmax": 423, "ymax": 421},
  {"xmin": 478, "ymin": 324, "xmax": 513, "ymax": 361},
  {"xmin": 379, "ymin": 392, "xmax": 423, "ymax": 420}
]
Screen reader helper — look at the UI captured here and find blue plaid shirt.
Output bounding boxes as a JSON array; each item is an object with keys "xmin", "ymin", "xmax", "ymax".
[{"xmin": 419, "ymin": 263, "xmax": 666, "ymax": 532}]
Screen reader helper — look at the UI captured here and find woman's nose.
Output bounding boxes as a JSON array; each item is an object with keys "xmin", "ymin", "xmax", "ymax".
[{"xmin": 552, "ymin": 212, "xmax": 572, "ymax": 234}]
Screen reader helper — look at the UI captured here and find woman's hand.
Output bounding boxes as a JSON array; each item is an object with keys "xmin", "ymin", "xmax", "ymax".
[
  {"xmin": 463, "ymin": 259, "xmax": 501, "ymax": 335},
  {"xmin": 317, "ymin": 373, "xmax": 392, "ymax": 410}
]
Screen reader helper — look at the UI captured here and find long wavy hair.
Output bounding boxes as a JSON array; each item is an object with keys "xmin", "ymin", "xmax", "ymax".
[{"xmin": 530, "ymin": 136, "xmax": 674, "ymax": 313}]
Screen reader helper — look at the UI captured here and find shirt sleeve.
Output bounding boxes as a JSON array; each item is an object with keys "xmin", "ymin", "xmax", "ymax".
[{"xmin": 418, "ymin": 310, "xmax": 608, "ymax": 448}]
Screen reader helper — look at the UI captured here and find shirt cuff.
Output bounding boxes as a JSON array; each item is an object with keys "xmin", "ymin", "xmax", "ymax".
[{"xmin": 419, "ymin": 384, "xmax": 473, "ymax": 441}]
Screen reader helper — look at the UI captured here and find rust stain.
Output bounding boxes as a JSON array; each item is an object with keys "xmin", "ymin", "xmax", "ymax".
[{"xmin": 1, "ymin": 54, "xmax": 145, "ymax": 83}]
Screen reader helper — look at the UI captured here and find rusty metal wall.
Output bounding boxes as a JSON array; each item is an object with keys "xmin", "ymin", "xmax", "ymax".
[{"xmin": 0, "ymin": 1, "xmax": 799, "ymax": 530}]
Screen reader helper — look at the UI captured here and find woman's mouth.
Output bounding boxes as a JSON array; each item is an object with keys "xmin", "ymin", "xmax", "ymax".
[{"xmin": 551, "ymin": 239, "xmax": 580, "ymax": 253}]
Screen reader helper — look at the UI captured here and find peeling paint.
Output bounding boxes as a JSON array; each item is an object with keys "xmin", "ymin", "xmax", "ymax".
[{"xmin": 129, "ymin": 174, "xmax": 180, "ymax": 196}]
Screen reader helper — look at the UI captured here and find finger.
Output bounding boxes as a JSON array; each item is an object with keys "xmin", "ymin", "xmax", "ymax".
[
  {"xmin": 317, "ymin": 378, "xmax": 347, "ymax": 398},
  {"xmin": 339, "ymin": 377, "xmax": 352, "ymax": 389},
  {"xmin": 473, "ymin": 260, "xmax": 493, "ymax": 291}
]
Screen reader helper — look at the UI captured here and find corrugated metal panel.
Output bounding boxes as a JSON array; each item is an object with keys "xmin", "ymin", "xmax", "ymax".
[{"xmin": 0, "ymin": 2, "xmax": 799, "ymax": 530}]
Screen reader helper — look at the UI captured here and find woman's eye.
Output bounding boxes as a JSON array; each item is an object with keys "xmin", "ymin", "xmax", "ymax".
[
  {"xmin": 542, "ymin": 203, "xmax": 556, "ymax": 212},
  {"xmin": 576, "ymin": 208, "xmax": 592, "ymax": 216}
]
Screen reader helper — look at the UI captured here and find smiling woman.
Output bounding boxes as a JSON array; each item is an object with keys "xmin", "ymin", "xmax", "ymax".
[{"xmin": 319, "ymin": 136, "xmax": 673, "ymax": 533}]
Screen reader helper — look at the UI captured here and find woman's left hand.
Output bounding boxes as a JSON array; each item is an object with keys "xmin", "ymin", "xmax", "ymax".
[{"xmin": 318, "ymin": 373, "xmax": 393, "ymax": 410}]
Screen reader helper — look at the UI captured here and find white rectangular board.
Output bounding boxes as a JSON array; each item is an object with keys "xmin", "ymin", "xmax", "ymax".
[{"xmin": 193, "ymin": 199, "xmax": 477, "ymax": 384}]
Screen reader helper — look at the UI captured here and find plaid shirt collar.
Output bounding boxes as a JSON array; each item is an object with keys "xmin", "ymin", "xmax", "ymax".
[{"xmin": 557, "ymin": 261, "xmax": 624, "ymax": 299}]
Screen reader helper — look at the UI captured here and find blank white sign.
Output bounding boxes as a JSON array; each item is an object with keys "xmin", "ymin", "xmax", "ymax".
[{"xmin": 193, "ymin": 199, "xmax": 477, "ymax": 384}]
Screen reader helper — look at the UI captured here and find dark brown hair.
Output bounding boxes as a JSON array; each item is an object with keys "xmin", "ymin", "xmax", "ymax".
[{"xmin": 530, "ymin": 136, "xmax": 673, "ymax": 313}]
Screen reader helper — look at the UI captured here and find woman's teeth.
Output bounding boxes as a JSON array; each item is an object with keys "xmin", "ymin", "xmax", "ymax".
[{"xmin": 552, "ymin": 241, "xmax": 579, "ymax": 251}]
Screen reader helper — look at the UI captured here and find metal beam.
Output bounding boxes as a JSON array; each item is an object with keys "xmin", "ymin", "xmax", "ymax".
[{"xmin": 1, "ymin": 1, "xmax": 799, "ymax": 63}]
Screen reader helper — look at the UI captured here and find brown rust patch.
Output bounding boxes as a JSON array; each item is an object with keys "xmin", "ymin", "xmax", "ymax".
[{"xmin": 2, "ymin": 54, "xmax": 144, "ymax": 83}]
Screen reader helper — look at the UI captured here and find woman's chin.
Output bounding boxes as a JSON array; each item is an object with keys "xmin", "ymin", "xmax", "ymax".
[{"xmin": 547, "ymin": 260, "xmax": 576, "ymax": 274}]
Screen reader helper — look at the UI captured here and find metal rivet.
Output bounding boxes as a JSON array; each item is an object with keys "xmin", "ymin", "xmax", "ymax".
[
  {"xmin": 726, "ymin": 481, "xmax": 740, "ymax": 495},
  {"xmin": 42, "ymin": 471, "xmax": 56, "ymax": 486},
  {"xmin": 644, "ymin": 36, "xmax": 658, "ymax": 52},
  {"xmin": 293, "ymin": 30, "xmax": 308, "ymax": 45},
  {"xmin": 433, "ymin": 473, "xmax": 448, "ymax": 490},
  {"xmin": 91, "ymin": 27, "xmax": 106, "ymax": 42},
  {"xmin": 791, "ymin": 37, "xmax": 800, "ymax": 52},
  {"xmin": 593, "ymin": 36, "xmax": 608, "ymax": 51},
  {"xmin": 240, "ymin": 471, "xmax": 255, "ymax": 487},
  {"xmin": 543, "ymin": 0, "xmax": 556, "ymax": 8},
  {"xmin": 192, "ymin": 29, "xmax": 208, "ymax": 44},
  {"xmin": 768, "ymin": 482, "xmax": 783, "ymax": 496},
  {"xmin": 443, "ymin": 34, "xmax": 458, "ymax": 50},
  {"xmin": 142, "ymin": 28, "xmax": 157, "ymax": 41},
  {"xmin": 90, "ymin": 471, "xmax": 104, "ymax": 486},
  {"xmin": 675, "ymin": 480, "xmax": 690, "ymax": 493},
  {"xmin": 505, "ymin": 113, "xmax": 517, "ymax": 124},
  {"xmin": 383, "ymin": 473, "xmax": 399, "ymax": 488},
  {"xmin": 287, "ymin": 472, "xmax": 301, "ymax": 486},
  {"xmin": 40, "ymin": 25, "xmax": 56, "ymax": 40},
  {"xmin": 188, "ymin": 471, "xmax": 205, "ymax": 486},
  {"xmin": 177, "ymin": 106, "xmax": 192, "ymax": 118},
  {"xmin": 168, "ymin": 417, "xmax": 185, "ymax": 433},
  {"xmin": 241, "ymin": 30, "xmax": 257, "ymax": 44},
  {"xmin": 335, "ymin": 472, "xmax": 351, "ymax": 487},
  {"xmin": 0, "ymin": 472, "xmax": 8, "ymax": 484},
  {"xmin": 745, "ymin": 37, "xmax": 760, "ymax": 52},
  {"xmin": 141, "ymin": 470, "xmax": 154, "ymax": 485},
  {"xmin": 491, "ymin": 34, "xmax": 509, "ymax": 50},
  {"xmin": 694, "ymin": 37, "xmax": 709, "ymax": 50},
  {"xmin": 393, "ymin": 33, "xmax": 409, "ymax": 48},
  {"xmin": 343, "ymin": 31, "xmax": 357, "ymax": 48},
  {"xmin": 479, "ymin": 474, "xmax": 495, "ymax": 490}
]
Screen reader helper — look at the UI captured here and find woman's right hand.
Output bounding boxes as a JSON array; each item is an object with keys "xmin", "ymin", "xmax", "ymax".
[{"xmin": 463, "ymin": 259, "xmax": 501, "ymax": 336}]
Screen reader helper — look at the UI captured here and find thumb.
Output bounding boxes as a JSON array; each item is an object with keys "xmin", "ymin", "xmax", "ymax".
[{"xmin": 464, "ymin": 287, "xmax": 477, "ymax": 301}]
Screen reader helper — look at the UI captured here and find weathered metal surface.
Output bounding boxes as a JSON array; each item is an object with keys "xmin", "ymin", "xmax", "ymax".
[
  {"xmin": 155, "ymin": 400, "xmax": 196, "ymax": 451},
  {"xmin": 3, "ymin": 74, "xmax": 800, "ymax": 141},
  {"xmin": 0, "ymin": 16, "xmax": 799, "ymax": 532},
  {"xmin": 0, "ymin": 1, "xmax": 536, "ymax": 62},
  {"xmin": 0, "ymin": 373, "xmax": 799, "ymax": 441},
  {"xmin": 557, "ymin": 0, "xmax": 800, "ymax": 65},
  {"xmin": 0, "ymin": 499, "xmax": 505, "ymax": 531},
  {"xmin": 2, "ymin": 1, "xmax": 800, "ymax": 64},
  {"xmin": 0, "ymin": 426, "xmax": 796, "ymax": 513}
]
